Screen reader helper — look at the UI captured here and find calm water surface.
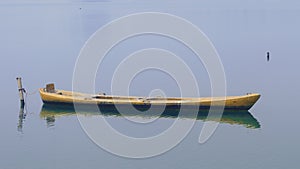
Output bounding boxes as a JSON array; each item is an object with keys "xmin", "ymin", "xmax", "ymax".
[{"xmin": 0, "ymin": 1, "xmax": 300, "ymax": 169}]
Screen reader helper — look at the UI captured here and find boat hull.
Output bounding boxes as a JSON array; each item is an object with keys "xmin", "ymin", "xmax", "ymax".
[{"xmin": 39, "ymin": 88, "xmax": 260, "ymax": 111}]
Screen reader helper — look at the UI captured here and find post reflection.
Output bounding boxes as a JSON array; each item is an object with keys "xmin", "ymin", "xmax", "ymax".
[
  {"xmin": 17, "ymin": 107, "xmax": 26, "ymax": 132},
  {"xmin": 40, "ymin": 104, "xmax": 260, "ymax": 129}
]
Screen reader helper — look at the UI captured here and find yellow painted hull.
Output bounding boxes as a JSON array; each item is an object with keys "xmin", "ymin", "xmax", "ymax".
[{"xmin": 39, "ymin": 88, "xmax": 260, "ymax": 110}]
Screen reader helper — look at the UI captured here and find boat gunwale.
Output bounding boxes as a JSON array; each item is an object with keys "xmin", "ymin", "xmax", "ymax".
[{"xmin": 39, "ymin": 88, "xmax": 260, "ymax": 102}]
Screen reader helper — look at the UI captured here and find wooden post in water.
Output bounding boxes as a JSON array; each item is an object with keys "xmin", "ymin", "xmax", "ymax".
[{"xmin": 16, "ymin": 77, "xmax": 25, "ymax": 108}]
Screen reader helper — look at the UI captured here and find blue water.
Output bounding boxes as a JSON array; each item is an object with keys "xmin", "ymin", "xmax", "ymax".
[{"xmin": 0, "ymin": 1, "xmax": 300, "ymax": 169}]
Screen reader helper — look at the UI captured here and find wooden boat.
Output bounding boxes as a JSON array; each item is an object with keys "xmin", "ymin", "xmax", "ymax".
[{"xmin": 39, "ymin": 84, "xmax": 260, "ymax": 110}]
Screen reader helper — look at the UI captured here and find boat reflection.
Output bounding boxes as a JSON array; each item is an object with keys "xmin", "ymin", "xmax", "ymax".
[{"xmin": 40, "ymin": 105, "xmax": 260, "ymax": 129}]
